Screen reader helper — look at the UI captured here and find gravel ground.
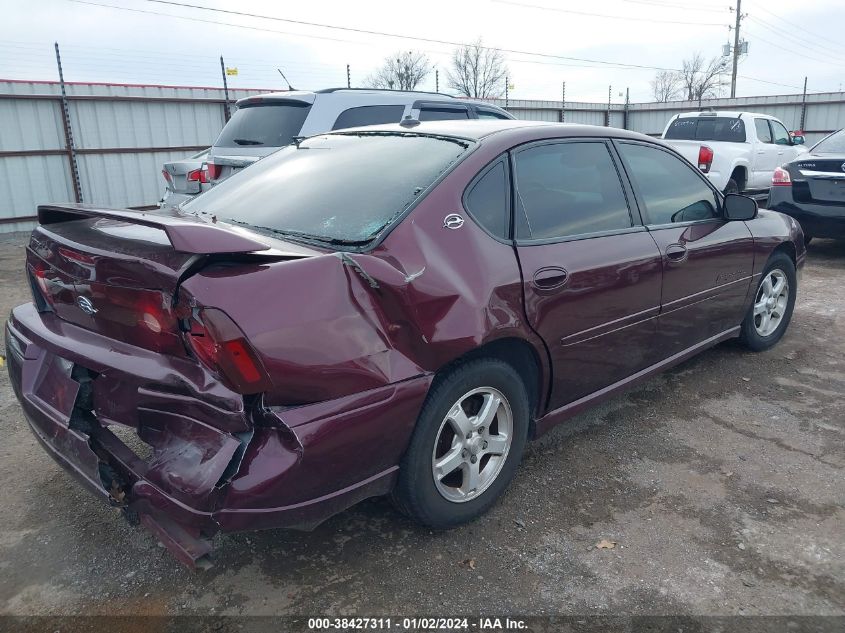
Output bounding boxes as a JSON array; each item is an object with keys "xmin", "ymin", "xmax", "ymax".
[{"xmin": 0, "ymin": 231, "xmax": 842, "ymax": 622}]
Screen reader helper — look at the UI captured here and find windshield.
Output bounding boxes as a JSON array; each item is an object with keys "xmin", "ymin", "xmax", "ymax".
[
  {"xmin": 811, "ymin": 129, "xmax": 845, "ymax": 154},
  {"xmin": 183, "ymin": 132, "xmax": 473, "ymax": 244},
  {"xmin": 214, "ymin": 102, "xmax": 311, "ymax": 148},
  {"xmin": 664, "ymin": 117, "xmax": 746, "ymax": 143}
]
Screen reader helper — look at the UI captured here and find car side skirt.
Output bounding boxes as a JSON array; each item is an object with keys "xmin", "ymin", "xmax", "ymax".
[{"xmin": 533, "ymin": 326, "xmax": 741, "ymax": 437}]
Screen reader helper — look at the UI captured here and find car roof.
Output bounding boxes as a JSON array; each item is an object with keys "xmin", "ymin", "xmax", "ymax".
[
  {"xmin": 235, "ymin": 89, "xmax": 508, "ymax": 110},
  {"xmin": 329, "ymin": 119, "xmax": 657, "ymax": 143},
  {"xmin": 675, "ymin": 111, "xmax": 776, "ymax": 119}
]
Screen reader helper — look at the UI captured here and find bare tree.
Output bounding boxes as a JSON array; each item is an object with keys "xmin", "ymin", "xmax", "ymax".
[
  {"xmin": 650, "ymin": 70, "xmax": 682, "ymax": 102},
  {"xmin": 447, "ymin": 39, "xmax": 508, "ymax": 99},
  {"xmin": 366, "ymin": 51, "xmax": 431, "ymax": 91},
  {"xmin": 679, "ymin": 53, "xmax": 728, "ymax": 102}
]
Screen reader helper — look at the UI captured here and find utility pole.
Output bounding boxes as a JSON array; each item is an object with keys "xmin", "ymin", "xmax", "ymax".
[
  {"xmin": 606, "ymin": 85, "xmax": 611, "ymax": 127},
  {"xmin": 730, "ymin": 0, "xmax": 743, "ymax": 98},
  {"xmin": 55, "ymin": 42, "xmax": 82, "ymax": 203},
  {"xmin": 505, "ymin": 75, "xmax": 509, "ymax": 109},
  {"xmin": 624, "ymin": 87, "xmax": 630, "ymax": 130},
  {"xmin": 220, "ymin": 56, "xmax": 231, "ymax": 121},
  {"xmin": 346, "ymin": 64, "xmax": 351, "ymax": 88},
  {"xmin": 800, "ymin": 76, "xmax": 808, "ymax": 132},
  {"xmin": 435, "ymin": 69, "xmax": 439, "ymax": 92},
  {"xmin": 560, "ymin": 81, "xmax": 566, "ymax": 123}
]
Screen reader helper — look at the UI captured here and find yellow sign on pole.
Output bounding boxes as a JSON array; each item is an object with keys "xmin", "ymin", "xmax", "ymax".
[{"xmin": 225, "ymin": 67, "xmax": 238, "ymax": 76}]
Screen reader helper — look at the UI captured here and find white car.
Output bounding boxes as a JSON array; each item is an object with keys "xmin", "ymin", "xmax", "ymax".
[
  {"xmin": 159, "ymin": 148, "xmax": 210, "ymax": 208},
  {"xmin": 203, "ymin": 88, "xmax": 513, "ymax": 192},
  {"xmin": 662, "ymin": 111, "xmax": 808, "ymax": 194}
]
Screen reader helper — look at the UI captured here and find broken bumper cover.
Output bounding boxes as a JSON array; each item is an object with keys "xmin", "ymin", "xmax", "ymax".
[{"xmin": 6, "ymin": 303, "xmax": 431, "ymax": 566}]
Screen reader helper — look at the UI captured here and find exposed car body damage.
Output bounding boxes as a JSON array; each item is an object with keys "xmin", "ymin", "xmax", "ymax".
[
  {"xmin": 9, "ymin": 191, "xmax": 530, "ymax": 566},
  {"xmin": 6, "ymin": 121, "xmax": 804, "ymax": 567}
]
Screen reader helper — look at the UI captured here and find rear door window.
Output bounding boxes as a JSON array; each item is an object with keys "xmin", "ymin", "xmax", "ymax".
[
  {"xmin": 513, "ymin": 141, "xmax": 633, "ymax": 240},
  {"xmin": 332, "ymin": 105, "xmax": 405, "ymax": 130},
  {"xmin": 215, "ymin": 103, "xmax": 311, "ymax": 148},
  {"xmin": 755, "ymin": 119, "xmax": 773, "ymax": 144},
  {"xmin": 419, "ymin": 106, "xmax": 470, "ymax": 121}
]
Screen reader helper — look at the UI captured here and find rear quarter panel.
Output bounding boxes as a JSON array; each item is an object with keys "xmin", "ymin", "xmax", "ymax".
[{"xmin": 181, "ymin": 139, "xmax": 547, "ymax": 407}]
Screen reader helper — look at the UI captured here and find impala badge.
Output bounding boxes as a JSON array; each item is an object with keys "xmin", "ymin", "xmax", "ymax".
[
  {"xmin": 443, "ymin": 214, "xmax": 464, "ymax": 230},
  {"xmin": 76, "ymin": 296, "xmax": 98, "ymax": 316}
]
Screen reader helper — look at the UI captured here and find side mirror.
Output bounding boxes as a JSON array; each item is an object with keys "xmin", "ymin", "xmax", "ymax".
[
  {"xmin": 791, "ymin": 134, "xmax": 805, "ymax": 145},
  {"xmin": 724, "ymin": 193, "xmax": 758, "ymax": 221}
]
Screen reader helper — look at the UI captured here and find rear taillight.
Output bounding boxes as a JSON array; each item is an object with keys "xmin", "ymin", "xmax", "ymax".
[
  {"xmin": 103, "ymin": 286, "xmax": 183, "ymax": 355},
  {"xmin": 181, "ymin": 306, "xmax": 271, "ymax": 394},
  {"xmin": 698, "ymin": 145, "xmax": 714, "ymax": 173},
  {"xmin": 772, "ymin": 166, "xmax": 792, "ymax": 186},
  {"xmin": 30, "ymin": 262, "xmax": 54, "ymax": 310},
  {"xmin": 32, "ymin": 262, "xmax": 50, "ymax": 298},
  {"xmin": 187, "ymin": 166, "xmax": 209, "ymax": 184},
  {"xmin": 206, "ymin": 162, "xmax": 223, "ymax": 180}
]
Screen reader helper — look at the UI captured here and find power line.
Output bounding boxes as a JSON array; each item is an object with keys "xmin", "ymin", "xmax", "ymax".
[
  {"xmin": 615, "ymin": 0, "xmax": 728, "ymax": 11},
  {"xmin": 744, "ymin": 29, "xmax": 845, "ymax": 69},
  {"xmin": 613, "ymin": 0, "xmax": 727, "ymax": 12},
  {"xmin": 746, "ymin": 1, "xmax": 845, "ymax": 52},
  {"xmin": 64, "ymin": 0, "xmax": 822, "ymax": 94},
  {"xmin": 138, "ymin": 0, "xmax": 715, "ymax": 68},
  {"xmin": 136, "ymin": 0, "xmax": 799, "ymax": 92},
  {"xmin": 745, "ymin": 15, "xmax": 845, "ymax": 61},
  {"xmin": 69, "ymin": 0, "xmax": 691, "ymax": 72},
  {"xmin": 491, "ymin": 0, "xmax": 728, "ymax": 26}
]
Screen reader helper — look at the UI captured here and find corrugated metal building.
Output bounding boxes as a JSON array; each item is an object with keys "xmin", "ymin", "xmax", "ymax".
[
  {"xmin": 0, "ymin": 80, "xmax": 266, "ymax": 232},
  {"xmin": 486, "ymin": 91, "xmax": 843, "ymax": 142}
]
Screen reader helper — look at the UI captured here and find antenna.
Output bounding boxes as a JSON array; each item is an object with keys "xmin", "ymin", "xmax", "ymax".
[{"xmin": 277, "ymin": 68, "xmax": 295, "ymax": 91}]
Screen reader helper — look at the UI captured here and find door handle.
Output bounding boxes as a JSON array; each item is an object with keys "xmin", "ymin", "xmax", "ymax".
[
  {"xmin": 665, "ymin": 243, "xmax": 688, "ymax": 262},
  {"xmin": 532, "ymin": 266, "xmax": 568, "ymax": 290}
]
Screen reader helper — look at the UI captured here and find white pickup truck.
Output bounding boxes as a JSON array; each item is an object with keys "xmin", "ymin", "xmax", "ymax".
[{"xmin": 661, "ymin": 111, "xmax": 808, "ymax": 194}]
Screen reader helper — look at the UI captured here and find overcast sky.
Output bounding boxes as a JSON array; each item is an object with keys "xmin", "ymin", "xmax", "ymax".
[{"xmin": 1, "ymin": 0, "xmax": 843, "ymax": 103}]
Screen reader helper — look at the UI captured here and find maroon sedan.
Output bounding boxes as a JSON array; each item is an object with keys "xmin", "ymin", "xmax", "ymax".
[{"xmin": 6, "ymin": 120, "xmax": 804, "ymax": 567}]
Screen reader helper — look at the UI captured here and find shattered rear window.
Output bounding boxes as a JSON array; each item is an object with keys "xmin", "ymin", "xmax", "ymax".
[{"xmin": 182, "ymin": 132, "xmax": 473, "ymax": 245}]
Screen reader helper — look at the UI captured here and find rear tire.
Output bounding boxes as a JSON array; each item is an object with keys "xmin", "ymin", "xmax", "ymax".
[
  {"xmin": 392, "ymin": 359, "xmax": 529, "ymax": 529},
  {"xmin": 739, "ymin": 252, "xmax": 796, "ymax": 352}
]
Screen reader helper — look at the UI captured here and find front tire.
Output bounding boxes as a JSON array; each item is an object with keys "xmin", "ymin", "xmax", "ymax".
[
  {"xmin": 739, "ymin": 252, "xmax": 796, "ymax": 351},
  {"xmin": 392, "ymin": 359, "xmax": 530, "ymax": 529}
]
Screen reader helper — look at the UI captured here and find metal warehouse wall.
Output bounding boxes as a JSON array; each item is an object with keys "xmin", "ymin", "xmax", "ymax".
[
  {"xmin": 487, "ymin": 91, "xmax": 844, "ymax": 143},
  {"xmin": 1, "ymin": 80, "xmax": 844, "ymax": 233},
  {"xmin": 0, "ymin": 80, "xmax": 267, "ymax": 233}
]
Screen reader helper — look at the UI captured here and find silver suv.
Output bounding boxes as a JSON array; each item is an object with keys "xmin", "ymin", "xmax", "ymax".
[
  {"xmin": 207, "ymin": 88, "xmax": 512, "ymax": 186},
  {"xmin": 160, "ymin": 88, "xmax": 512, "ymax": 206}
]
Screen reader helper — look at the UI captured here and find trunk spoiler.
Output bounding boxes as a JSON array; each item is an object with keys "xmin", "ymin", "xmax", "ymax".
[{"xmin": 37, "ymin": 204, "xmax": 270, "ymax": 255}]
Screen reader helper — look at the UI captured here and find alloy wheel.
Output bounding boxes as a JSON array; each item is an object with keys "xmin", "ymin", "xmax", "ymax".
[
  {"xmin": 431, "ymin": 387, "xmax": 513, "ymax": 503},
  {"xmin": 754, "ymin": 269, "xmax": 789, "ymax": 337}
]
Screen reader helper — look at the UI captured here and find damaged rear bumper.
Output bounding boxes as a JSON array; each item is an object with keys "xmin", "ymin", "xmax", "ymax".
[{"xmin": 6, "ymin": 303, "xmax": 431, "ymax": 567}]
